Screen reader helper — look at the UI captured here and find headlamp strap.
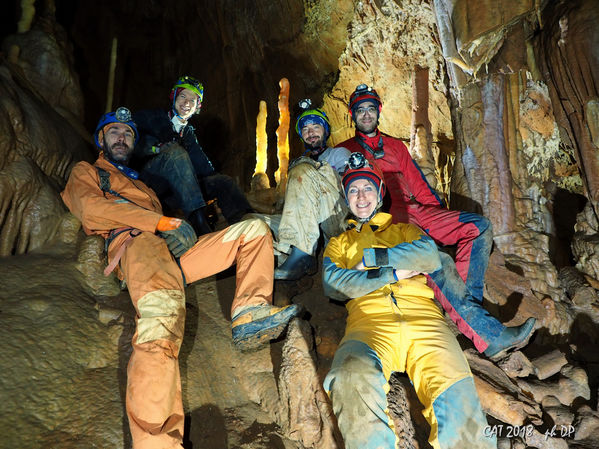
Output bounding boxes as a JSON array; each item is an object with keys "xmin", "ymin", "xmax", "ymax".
[{"xmin": 356, "ymin": 134, "xmax": 384, "ymax": 159}]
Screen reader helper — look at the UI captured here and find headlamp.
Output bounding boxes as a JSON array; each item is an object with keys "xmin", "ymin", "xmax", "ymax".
[
  {"xmin": 347, "ymin": 152, "xmax": 369, "ymax": 170},
  {"xmin": 181, "ymin": 76, "xmax": 202, "ymax": 90},
  {"xmin": 115, "ymin": 107, "xmax": 132, "ymax": 122},
  {"xmin": 298, "ymin": 98, "xmax": 312, "ymax": 110}
]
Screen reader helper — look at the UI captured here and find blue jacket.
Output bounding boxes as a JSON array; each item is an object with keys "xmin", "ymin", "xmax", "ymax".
[{"xmin": 132, "ymin": 109, "xmax": 214, "ymax": 177}]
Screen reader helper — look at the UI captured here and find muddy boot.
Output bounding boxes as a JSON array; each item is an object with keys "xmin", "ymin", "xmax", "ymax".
[
  {"xmin": 231, "ymin": 304, "xmax": 306, "ymax": 351},
  {"xmin": 274, "ymin": 246, "xmax": 317, "ymax": 281},
  {"xmin": 188, "ymin": 207, "xmax": 213, "ymax": 236},
  {"xmin": 483, "ymin": 317, "xmax": 537, "ymax": 359}
]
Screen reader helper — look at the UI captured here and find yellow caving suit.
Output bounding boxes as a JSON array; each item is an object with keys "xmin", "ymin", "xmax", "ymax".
[
  {"xmin": 322, "ymin": 213, "xmax": 496, "ymax": 449},
  {"xmin": 62, "ymin": 155, "xmax": 274, "ymax": 449}
]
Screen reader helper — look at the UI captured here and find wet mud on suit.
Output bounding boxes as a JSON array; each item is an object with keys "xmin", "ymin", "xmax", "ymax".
[{"xmin": 270, "ymin": 146, "xmax": 350, "ymax": 257}]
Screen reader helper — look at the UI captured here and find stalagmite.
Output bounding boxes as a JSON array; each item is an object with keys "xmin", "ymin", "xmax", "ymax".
[
  {"xmin": 105, "ymin": 37, "xmax": 117, "ymax": 113},
  {"xmin": 8, "ymin": 0, "xmax": 36, "ymax": 62},
  {"xmin": 410, "ymin": 66, "xmax": 439, "ymax": 195},
  {"xmin": 254, "ymin": 101, "xmax": 268, "ymax": 170},
  {"xmin": 275, "ymin": 78, "xmax": 290, "ymax": 192}
]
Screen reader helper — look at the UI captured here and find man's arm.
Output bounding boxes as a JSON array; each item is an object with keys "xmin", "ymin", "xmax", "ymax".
[
  {"xmin": 322, "ymin": 236, "xmax": 397, "ymax": 301},
  {"xmin": 132, "ymin": 109, "xmax": 175, "ymax": 157},
  {"xmin": 362, "ymin": 224, "xmax": 441, "ymax": 274},
  {"xmin": 61, "ymin": 162, "xmax": 162, "ymax": 234}
]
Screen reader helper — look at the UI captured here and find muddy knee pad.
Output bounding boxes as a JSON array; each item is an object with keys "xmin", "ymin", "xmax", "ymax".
[
  {"xmin": 324, "ymin": 340, "xmax": 396, "ymax": 449},
  {"xmin": 136, "ymin": 289, "xmax": 186, "ymax": 349},
  {"xmin": 222, "ymin": 217, "xmax": 270, "ymax": 242}
]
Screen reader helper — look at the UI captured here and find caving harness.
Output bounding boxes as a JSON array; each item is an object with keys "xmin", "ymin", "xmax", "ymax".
[
  {"xmin": 96, "ymin": 166, "xmax": 143, "ymax": 276},
  {"xmin": 95, "ymin": 165, "xmax": 187, "ymax": 285}
]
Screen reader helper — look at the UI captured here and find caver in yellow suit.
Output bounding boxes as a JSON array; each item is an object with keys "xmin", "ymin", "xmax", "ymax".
[
  {"xmin": 322, "ymin": 154, "xmax": 496, "ymax": 449},
  {"xmin": 62, "ymin": 108, "xmax": 302, "ymax": 449},
  {"xmin": 323, "ymin": 214, "xmax": 497, "ymax": 449}
]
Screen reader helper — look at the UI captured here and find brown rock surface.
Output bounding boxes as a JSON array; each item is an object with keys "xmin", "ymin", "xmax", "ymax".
[
  {"xmin": 324, "ymin": 0, "xmax": 452, "ymax": 155},
  {"xmin": 530, "ymin": 349, "xmax": 569, "ymax": 380},
  {"xmin": 3, "ymin": 21, "xmax": 84, "ymax": 118},
  {"xmin": 465, "ymin": 349, "xmax": 542, "ymax": 426},
  {"xmin": 0, "ymin": 61, "xmax": 92, "ymax": 256}
]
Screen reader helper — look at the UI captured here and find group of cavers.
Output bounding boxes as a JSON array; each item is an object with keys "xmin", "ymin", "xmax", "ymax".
[{"xmin": 61, "ymin": 75, "xmax": 538, "ymax": 449}]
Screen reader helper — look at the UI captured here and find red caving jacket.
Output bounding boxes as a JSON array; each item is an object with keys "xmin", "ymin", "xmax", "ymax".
[{"xmin": 337, "ymin": 130, "xmax": 445, "ymax": 223}]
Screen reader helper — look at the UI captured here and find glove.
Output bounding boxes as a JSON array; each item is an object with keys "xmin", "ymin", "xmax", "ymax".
[
  {"xmin": 156, "ymin": 216, "xmax": 197, "ymax": 258},
  {"xmin": 148, "ymin": 141, "xmax": 181, "ymax": 155},
  {"xmin": 288, "ymin": 156, "xmax": 321, "ymax": 172}
]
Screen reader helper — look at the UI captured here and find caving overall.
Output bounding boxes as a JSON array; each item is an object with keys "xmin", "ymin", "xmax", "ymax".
[
  {"xmin": 322, "ymin": 213, "xmax": 496, "ymax": 449},
  {"xmin": 62, "ymin": 155, "xmax": 274, "ymax": 449}
]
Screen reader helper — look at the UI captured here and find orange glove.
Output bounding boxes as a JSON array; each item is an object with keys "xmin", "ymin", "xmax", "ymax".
[
  {"xmin": 156, "ymin": 216, "xmax": 197, "ymax": 257},
  {"xmin": 156, "ymin": 216, "xmax": 183, "ymax": 231}
]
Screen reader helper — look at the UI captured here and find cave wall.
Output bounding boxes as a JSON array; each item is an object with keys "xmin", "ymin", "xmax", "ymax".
[
  {"xmin": 536, "ymin": 0, "xmax": 599, "ymax": 215},
  {"xmin": 432, "ymin": 0, "xmax": 595, "ymax": 303},
  {"xmin": 0, "ymin": 57, "xmax": 91, "ymax": 255}
]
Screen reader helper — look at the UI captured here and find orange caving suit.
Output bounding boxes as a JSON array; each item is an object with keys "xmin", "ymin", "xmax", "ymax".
[{"xmin": 62, "ymin": 155, "xmax": 274, "ymax": 449}]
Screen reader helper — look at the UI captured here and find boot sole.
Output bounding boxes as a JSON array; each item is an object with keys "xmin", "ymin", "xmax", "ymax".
[{"xmin": 232, "ymin": 304, "xmax": 305, "ymax": 351}]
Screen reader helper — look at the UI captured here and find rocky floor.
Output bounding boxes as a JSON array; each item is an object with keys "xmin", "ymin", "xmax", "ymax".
[
  {"xmin": 0, "ymin": 230, "xmax": 344, "ymax": 449},
  {"xmin": 2, "ymin": 224, "xmax": 599, "ymax": 448}
]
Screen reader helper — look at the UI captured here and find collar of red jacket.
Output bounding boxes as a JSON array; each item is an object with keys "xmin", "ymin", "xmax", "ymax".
[{"xmin": 355, "ymin": 129, "xmax": 381, "ymax": 142}]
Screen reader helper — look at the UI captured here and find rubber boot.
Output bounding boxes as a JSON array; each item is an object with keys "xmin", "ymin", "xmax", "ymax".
[
  {"xmin": 274, "ymin": 246, "xmax": 317, "ymax": 281},
  {"xmin": 483, "ymin": 317, "xmax": 537, "ymax": 359},
  {"xmin": 188, "ymin": 207, "xmax": 213, "ymax": 236}
]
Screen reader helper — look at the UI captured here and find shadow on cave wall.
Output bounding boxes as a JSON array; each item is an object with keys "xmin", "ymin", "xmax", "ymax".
[{"xmin": 549, "ymin": 188, "xmax": 587, "ymax": 269}]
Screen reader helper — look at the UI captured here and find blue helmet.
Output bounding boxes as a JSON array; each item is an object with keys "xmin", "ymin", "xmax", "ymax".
[
  {"xmin": 94, "ymin": 107, "xmax": 139, "ymax": 148},
  {"xmin": 295, "ymin": 98, "xmax": 331, "ymax": 140}
]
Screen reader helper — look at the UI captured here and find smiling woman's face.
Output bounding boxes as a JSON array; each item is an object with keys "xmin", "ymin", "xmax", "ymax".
[{"xmin": 346, "ymin": 178, "xmax": 378, "ymax": 219}]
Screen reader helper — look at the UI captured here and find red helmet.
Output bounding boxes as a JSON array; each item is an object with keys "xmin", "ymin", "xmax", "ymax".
[
  {"xmin": 348, "ymin": 84, "xmax": 382, "ymax": 116},
  {"xmin": 342, "ymin": 152, "xmax": 386, "ymax": 200}
]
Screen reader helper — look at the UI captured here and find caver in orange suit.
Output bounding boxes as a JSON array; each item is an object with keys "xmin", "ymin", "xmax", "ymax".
[{"xmin": 62, "ymin": 155, "xmax": 278, "ymax": 449}]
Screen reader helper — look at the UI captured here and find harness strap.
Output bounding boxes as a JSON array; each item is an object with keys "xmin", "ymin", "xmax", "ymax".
[
  {"xmin": 355, "ymin": 134, "xmax": 384, "ymax": 159},
  {"xmin": 96, "ymin": 167, "xmax": 145, "ymax": 209},
  {"xmin": 103, "ymin": 229, "xmax": 142, "ymax": 276}
]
